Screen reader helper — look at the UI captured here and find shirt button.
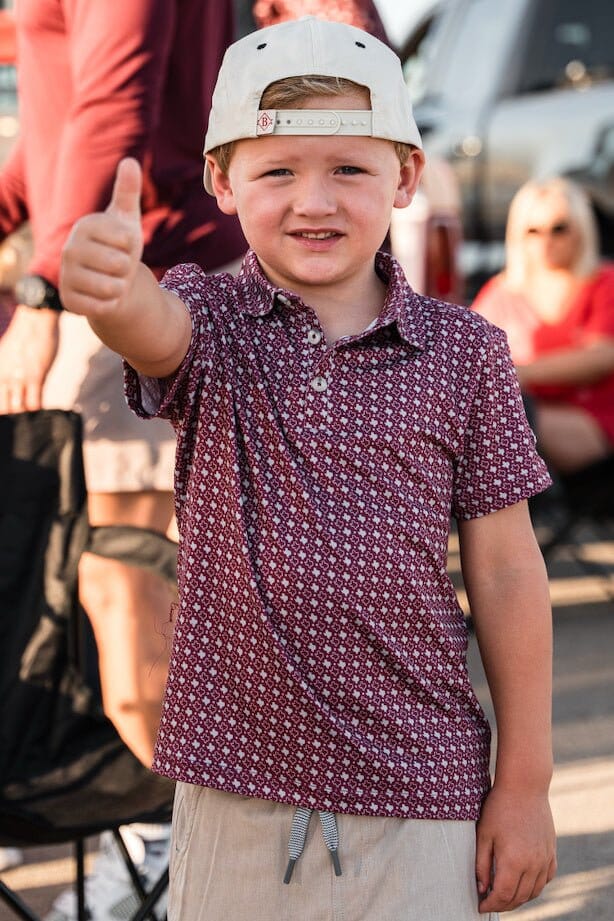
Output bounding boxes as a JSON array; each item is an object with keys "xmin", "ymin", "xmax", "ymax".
[
  {"xmin": 310, "ymin": 376, "xmax": 328, "ymax": 393},
  {"xmin": 307, "ymin": 328, "xmax": 323, "ymax": 345}
]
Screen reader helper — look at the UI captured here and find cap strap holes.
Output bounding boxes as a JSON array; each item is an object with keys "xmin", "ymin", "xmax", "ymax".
[
  {"xmin": 355, "ymin": 41, "xmax": 366, "ymax": 48},
  {"xmin": 257, "ymin": 42, "xmax": 267, "ymax": 50}
]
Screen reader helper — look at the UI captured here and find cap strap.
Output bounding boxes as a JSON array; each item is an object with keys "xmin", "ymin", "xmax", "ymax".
[{"xmin": 257, "ymin": 109, "xmax": 373, "ymax": 137}]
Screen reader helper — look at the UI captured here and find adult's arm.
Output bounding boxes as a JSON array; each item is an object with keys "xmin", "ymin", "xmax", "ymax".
[
  {"xmin": 515, "ymin": 338, "xmax": 614, "ymax": 388},
  {"xmin": 458, "ymin": 501, "xmax": 556, "ymax": 914},
  {"xmin": 0, "ymin": 0, "xmax": 176, "ymax": 413},
  {"xmin": 25, "ymin": 0, "xmax": 176, "ymax": 286},
  {"xmin": 0, "ymin": 8, "xmax": 27, "ymax": 238},
  {"xmin": 0, "ymin": 139, "xmax": 29, "ymax": 239}
]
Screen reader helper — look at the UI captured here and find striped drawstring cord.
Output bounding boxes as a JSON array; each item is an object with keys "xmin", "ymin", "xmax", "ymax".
[{"xmin": 283, "ymin": 807, "xmax": 342, "ymax": 884}]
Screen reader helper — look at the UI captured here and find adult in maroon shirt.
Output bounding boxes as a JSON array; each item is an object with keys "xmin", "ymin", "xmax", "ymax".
[
  {"xmin": 0, "ymin": 0, "xmax": 248, "ymax": 911},
  {"xmin": 0, "ymin": 2, "xmax": 247, "ymax": 891}
]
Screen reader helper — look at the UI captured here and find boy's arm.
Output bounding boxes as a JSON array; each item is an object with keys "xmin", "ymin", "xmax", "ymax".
[
  {"xmin": 60, "ymin": 158, "xmax": 191, "ymax": 379},
  {"xmin": 458, "ymin": 500, "xmax": 557, "ymax": 914}
]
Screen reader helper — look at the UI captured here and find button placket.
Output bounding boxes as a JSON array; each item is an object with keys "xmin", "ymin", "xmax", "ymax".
[{"xmin": 303, "ymin": 322, "xmax": 329, "ymax": 393}]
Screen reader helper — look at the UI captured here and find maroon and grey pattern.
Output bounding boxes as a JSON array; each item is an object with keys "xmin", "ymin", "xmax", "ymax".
[{"xmin": 126, "ymin": 251, "xmax": 550, "ymax": 820}]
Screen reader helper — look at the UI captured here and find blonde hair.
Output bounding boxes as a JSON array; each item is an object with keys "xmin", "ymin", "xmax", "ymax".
[
  {"xmin": 504, "ymin": 177, "xmax": 599, "ymax": 289},
  {"xmin": 209, "ymin": 75, "xmax": 413, "ymax": 174}
]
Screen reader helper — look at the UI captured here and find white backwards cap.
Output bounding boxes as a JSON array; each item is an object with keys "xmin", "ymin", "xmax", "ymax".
[{"xmin": 203, "ymin": 16, "xmax": 422, "ymax": 194}]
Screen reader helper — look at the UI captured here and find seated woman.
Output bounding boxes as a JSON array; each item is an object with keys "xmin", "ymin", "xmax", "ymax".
[{"xmin": 472, "ymin": 177, "xmax": 614, "ymax": 474}]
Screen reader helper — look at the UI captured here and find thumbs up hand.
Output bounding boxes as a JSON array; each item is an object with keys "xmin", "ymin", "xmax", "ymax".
[{"xmin": 60, "ymin": 158, "xmax": 145, "ymax": 318}]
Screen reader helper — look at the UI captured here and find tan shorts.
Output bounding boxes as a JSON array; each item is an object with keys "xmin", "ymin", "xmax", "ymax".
[
  {"xmin": 169, "ymin": 783, "xmax": 498, "ymax": 921},
  {"xmin": 42, "ymin": 312, "xmax": 175, "ymax": 493}
]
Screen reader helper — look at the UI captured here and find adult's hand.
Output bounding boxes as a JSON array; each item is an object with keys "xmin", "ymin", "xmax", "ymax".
[{"xmin": 0, "ymin": 305, "xmax": 59, "ymax": 413}]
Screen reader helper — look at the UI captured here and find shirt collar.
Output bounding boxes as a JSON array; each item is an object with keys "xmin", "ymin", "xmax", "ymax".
[{"xmin": 234, "ymin": 249, "xmax": 426, "ymax": 351}]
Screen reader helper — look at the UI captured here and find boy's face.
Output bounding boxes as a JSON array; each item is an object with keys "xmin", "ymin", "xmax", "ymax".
[{"xmin": 207, "ymin": 92, "xmax": 424, "ymax": 304}]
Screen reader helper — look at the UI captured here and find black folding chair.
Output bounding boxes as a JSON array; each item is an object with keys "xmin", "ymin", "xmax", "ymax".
[{"xmin": 0, "ymin": 410, "xmax": 177, "ymax": 921}]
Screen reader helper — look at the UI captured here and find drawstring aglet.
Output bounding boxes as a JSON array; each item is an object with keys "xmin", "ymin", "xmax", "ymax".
[
  {"xmin": 330, "ymin": 848, "xmax": 342, "ymax": 877},
  {"xmin": 283, "ymin": 857, "xmax": 298, "ymax": 885}
]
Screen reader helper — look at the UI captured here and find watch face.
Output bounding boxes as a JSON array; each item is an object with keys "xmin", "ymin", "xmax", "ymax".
[
  {"xmin": 18, "ymin": 275, "xmax": 48, "ymax": 307},
  {"xmin": 15, "ymin": 274, "xmax": 63, "ymax": 310}
]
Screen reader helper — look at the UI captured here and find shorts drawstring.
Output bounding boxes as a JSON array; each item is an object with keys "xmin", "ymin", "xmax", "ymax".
[{"xmin": 283, "ymin": 807, "xmax": 342, "ymax": 883}]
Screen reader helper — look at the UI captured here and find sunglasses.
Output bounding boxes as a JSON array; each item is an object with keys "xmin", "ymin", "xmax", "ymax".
[{"xmin": 525, "ymin": 221, "xmax": 571, "ymax": 237}]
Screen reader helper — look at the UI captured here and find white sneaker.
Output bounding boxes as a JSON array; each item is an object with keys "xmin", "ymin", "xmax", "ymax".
[
  {"xmin": 0, "ymin": 847, "xmax": 23, "ymax": 871},
  {"xmin": 45, "ymin": 824, "xmax": 170, "ymax": 921}
]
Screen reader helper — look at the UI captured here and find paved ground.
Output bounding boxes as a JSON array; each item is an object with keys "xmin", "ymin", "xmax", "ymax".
[
  {"xmin": 1, "ymin": 528, "xmax": 614, "ymax": 920},
  {"xmin": 465, "ymin": 533, "xmax": 614, "ymax": 921}
]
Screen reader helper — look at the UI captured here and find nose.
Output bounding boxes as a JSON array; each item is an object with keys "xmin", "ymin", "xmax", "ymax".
[{"xmin": 293, "ymin": 174, "xmax": 336, "ymax": 216}]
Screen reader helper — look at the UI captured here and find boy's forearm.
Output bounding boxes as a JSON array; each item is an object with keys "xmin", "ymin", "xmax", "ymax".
[
  {"xmin": 459, "ymin": 506, "xmax": 556, "ymax": 916},
  {"xmin": 469, "ymin": 551, "xmax": 553, "ymax": 790},
  {"xmin": 459, "ymin": 508, "xmax": 553, "ymax": 790},
  {"xmin": 88, "ymin": 262, "xmax": 191, "ymax": 378}
]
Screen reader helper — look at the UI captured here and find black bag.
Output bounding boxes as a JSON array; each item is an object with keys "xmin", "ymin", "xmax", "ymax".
[{"xmin": 0, "ymin": 410, "xmax": 174, "ymax": 845}]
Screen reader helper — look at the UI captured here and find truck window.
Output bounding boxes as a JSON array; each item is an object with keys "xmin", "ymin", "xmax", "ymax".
[
  {"xmin": 414, "ymin": 0, "xmax": 521, "ymax": 107},
  {"xmin": 518, "ymin": 0, "xmax": 614, "ymax": 94}
]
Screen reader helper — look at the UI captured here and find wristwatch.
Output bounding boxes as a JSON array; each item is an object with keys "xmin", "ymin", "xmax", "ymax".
[{"xmin": 15, "ymin": 274, "xmax": 63, "ymax": 311}]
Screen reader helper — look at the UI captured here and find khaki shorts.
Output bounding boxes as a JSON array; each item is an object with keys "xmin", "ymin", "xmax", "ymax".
[
  {"xmin": 169, "ymin": 783, "xmax": 498, "ymax": 921},
  {"xmin": 43, "ymin": 312, "xmax": 176, "ymax": 494}
]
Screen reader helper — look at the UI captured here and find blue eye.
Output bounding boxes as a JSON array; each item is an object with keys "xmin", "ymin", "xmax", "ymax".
[
  {"xmin": 336, "ymin": 166, "xmax": 363, "ymax": 175},
  {"xmin": 265, "ymin": 168, "xmax": 291, "ymax": 177}
]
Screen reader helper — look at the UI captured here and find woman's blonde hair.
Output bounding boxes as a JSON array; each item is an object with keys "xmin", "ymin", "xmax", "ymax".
[
  {"xmin": 208, "ymin": 75, "xmax": 412, "ymax": 174},
  {"xmin": 504, "ymin": 176, "xmax": 599, "ymax": 289}
]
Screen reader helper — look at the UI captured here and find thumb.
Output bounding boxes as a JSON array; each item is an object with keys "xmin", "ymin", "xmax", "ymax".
[
  {"xmin": 106, "ymin": 157, "xmax": 142, "ymax": 220},
  {"xmin": 475, "ymin": 832, "xmax": 494, "ymax": 899}
]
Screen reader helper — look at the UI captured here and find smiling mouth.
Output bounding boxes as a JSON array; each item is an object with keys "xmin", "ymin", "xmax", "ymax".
[{"xmin": 292, "ymin": 231, "xmax": 340, "ymax": 240}]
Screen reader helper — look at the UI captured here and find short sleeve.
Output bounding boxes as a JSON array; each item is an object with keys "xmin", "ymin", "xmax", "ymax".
[
  {"xmin": 124, "ymin": 262, "xmax": 217, "ymax": 424},
  {"xmin": 452, "ymin": 324, "xmax": 551, "ymax": 520}
]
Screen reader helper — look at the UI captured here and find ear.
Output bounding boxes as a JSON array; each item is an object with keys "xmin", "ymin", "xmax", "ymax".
[
  {"xmin": 205, "ymin": 155, "xmax": 238, "ymax": 215},
  {"xmin": 393, "ymin": 148, "xmax": 426, "ymax": 209}
]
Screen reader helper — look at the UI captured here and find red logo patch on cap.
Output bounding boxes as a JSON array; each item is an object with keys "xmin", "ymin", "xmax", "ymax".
[{"xmin": 257, "ymin": 110, "xmax": 276, "ymax": 135}]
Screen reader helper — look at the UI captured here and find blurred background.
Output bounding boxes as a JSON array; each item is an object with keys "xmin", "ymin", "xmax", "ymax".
[{"xmin": 380, "ymin": 0, "xmax": 614, "ymax": 300}]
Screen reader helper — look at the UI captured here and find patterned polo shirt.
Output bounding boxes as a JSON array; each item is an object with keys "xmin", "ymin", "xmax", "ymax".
[{"xmin": 126, "ymin": 250, "xmax": 551, "ymax": 820}]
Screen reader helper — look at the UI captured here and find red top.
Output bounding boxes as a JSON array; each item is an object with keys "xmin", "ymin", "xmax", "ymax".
[
  {"xmin": 0, "ymin": 11, "xmax": 16, "ymax": 65},
  {"xmin": 473, "ymin": 266, "xmax": 614, "ymax": 444},
  {"xmin": 0, "ymin": 0, "xmax": 246, "ymax": 286},
  {"xmin": 126, "ymin": 252, "xmax": 550, "ymax": 820}
]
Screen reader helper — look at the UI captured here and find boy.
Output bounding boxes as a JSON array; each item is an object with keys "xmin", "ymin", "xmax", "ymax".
[{"xmin": 60, "ymin": 17, "xmax": 556, "ymax": 921}]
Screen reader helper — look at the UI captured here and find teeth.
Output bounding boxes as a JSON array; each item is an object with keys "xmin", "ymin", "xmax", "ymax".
[{"xmin": 298, "ymin": 231, "xmax": 336, "ymax": 239}]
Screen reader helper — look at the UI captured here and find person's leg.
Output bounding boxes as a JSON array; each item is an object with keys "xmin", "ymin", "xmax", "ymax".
[
  {"xmin": 45, "ymin": 490, "xmax": 176, "ymax": 921},
  {"xmin": 80, "ymin": 490, "xmax": 176, "ymax": 767},
  {"xmin": 534, "ymin": 404, "xmax": 611, "ymax": 474}
]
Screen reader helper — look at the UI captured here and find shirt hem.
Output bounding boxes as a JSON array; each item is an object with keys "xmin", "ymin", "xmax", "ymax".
[{"xmin": 152, "ymin": 761, "xmax": 487, "ymax": 822}]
